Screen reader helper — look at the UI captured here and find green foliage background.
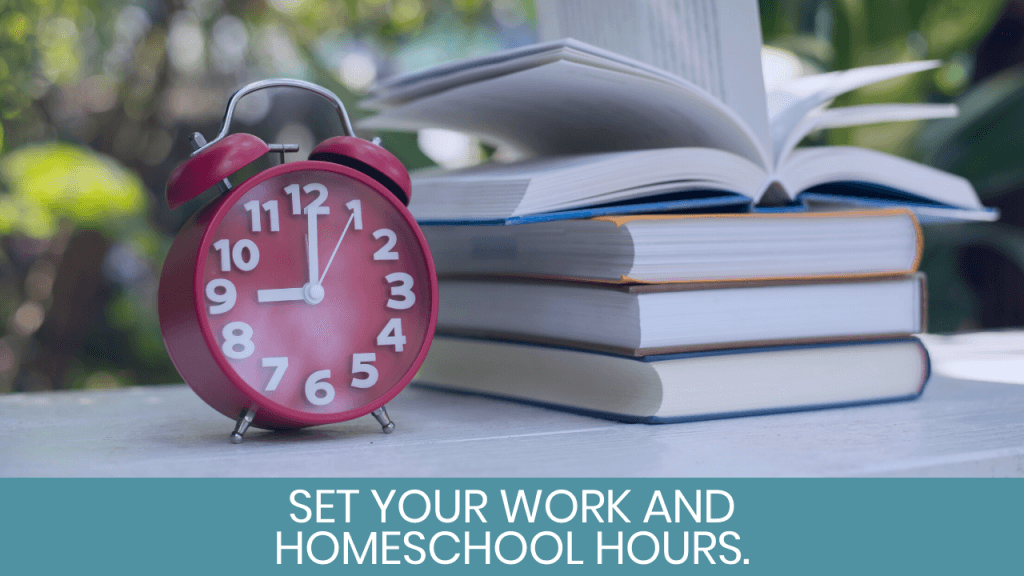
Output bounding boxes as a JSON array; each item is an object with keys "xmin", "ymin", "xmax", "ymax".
[{"xmin": 0, "ymin": 0, "xmax": 1019, "ymax": 392}]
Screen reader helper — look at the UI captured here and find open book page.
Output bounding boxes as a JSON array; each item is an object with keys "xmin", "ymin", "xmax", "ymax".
[
  {"xmin": 536, "ymin": 0, "xmax": 771, "ymax": 156},
  {"xmin": 777, "ymin": 146, "xmax": 985, "ymax": 211},
  {"xmin": 408, "ymin": 147, "xmax": 767, "ymax": 221},
  {"xmin": 776, "ymin": 103, "xmax": 959, "ymax": 167},
  {"xmin": 408, "ymin": 143, "xmax": 990, "ymax": 222},
  {"xmin": 365, "ymin": 39, "xmax": 693, "ymax": 109},
  {"xmin": 768, "ymin": 60, "xmax": 942, "ymax": 159},
  {"xmin": 512, "ymin": 148, "xmax": 767, "ymax": 214},
  {"xmin": 362, "ymin": 59, "xmax": 769, "ymax": 166}
]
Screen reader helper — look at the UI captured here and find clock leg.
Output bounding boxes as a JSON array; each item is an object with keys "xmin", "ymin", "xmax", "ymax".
[
  {"xmin": 371, "ymin": 406, "xmax": 395, "ymax": 434},
  {"xmin": 230, "ymin": 408, "xmax": 257, "ymax": 444}
]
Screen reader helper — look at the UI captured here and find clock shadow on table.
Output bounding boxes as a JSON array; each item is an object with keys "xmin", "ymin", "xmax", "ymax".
[
  {"xmin": 186, "ymin": 422, "xmax": 388, "ymax": 447},
  {"xmin": 141, "ymin": 390, "xmax": 399, "ymax": 451}
]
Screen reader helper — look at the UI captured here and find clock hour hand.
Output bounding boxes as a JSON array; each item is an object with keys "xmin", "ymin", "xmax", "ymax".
[
  {"xmin": 258, "ymin": 285, "xmax": 324, "ymax": 305},
  {"xmin": 257, "ymin": 288, "xmax": 305, "ymax": 302}
]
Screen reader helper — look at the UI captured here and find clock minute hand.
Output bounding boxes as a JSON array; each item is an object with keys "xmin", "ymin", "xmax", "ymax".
[
  {"xmin": 319, "ymin": 211, "xmax": 356, "ymax": 285},
  {"xmin": 305, "ymin": 206, "xmax": 320, "ymax": 287}
]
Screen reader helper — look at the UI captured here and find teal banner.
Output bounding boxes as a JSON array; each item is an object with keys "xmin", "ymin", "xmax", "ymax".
[{"xmin": 2, "ymin": 479, "xmax": 1020, "ymax": 574}]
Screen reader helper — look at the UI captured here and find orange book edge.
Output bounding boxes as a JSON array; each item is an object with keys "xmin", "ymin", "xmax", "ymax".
[{"xmin": 586, "ymin": 208, "xmax": 923, "ymax": 284}]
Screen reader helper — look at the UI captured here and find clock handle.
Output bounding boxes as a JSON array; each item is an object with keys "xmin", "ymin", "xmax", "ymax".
[{"xmin": 193, "ymin": 78, "xmax": 356, "ymax": 157}]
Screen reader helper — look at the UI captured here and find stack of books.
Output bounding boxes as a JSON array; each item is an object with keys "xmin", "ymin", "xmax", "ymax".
[{"xmin": 361, "ymin": 0, "xmax": 994, "ymax": 422}]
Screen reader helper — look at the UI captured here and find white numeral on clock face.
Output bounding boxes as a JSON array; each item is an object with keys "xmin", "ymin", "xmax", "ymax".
[
  {"xmin": 263, "ymin": 201, "xmax": 280, "ymax": 232},
  {"xmin": 376, "ymin": 318, "xmax": 406, "ymax": 352},
  {"xmin": 346, "ymin": 199, "xmax": 363, "ymax": 230},
  {"xmin": 244, "ymin": 200, "xmax": 261, "ymax": 232},
  {"xmin": 245, "ymin": 200, "xmax": 280, "ymax": 233},
  {"xmin": 351, "ymin": 353, "xmax": 378, "ymax": 388},
  {"xmin": 285, "ymin": 183, "xmax": 331, "ymax": 216},
  {"xmin": 205, "ymin": 278, "xmax": 236, "ymax": 315},
  {"xmin": 261, "ymin": 357, "xmax": 288, "ymax": 392},
  {"xmin": 222, "ymin": 321, "xmax": 255, "ymax": 360},
  {"xmin": 284, "ymin": 184, "xmax": 301, "ymax": 215},
  {"xmin": 213, "ymin": 239, "xmax": 231, "ymax": 272},
  {"xmin": 372, "ymin": 229, "xmax": 398, "ymax": 260},
  {"xmin": 212, "ymin": 239, "xmax": 260, "ymax": 272},
  {"xmin": 303, "ymin": 183, "xmax": 329, "ymax": 215},
  {"xmin": 385, "ymin": 272, "xmax": 415, "ymax": 310},
  {"xmin": 233, "ymin": 239, "xmax": 259, "ymax": 271},
  {"xmin": 305, "ymin": 369, "xmax": 334, "ymax": 406}
]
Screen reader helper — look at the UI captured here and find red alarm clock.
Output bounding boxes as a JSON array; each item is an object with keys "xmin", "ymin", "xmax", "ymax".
[{"xmin": 159, "ymin": 79, "xmax": 437, "ymax": 443}]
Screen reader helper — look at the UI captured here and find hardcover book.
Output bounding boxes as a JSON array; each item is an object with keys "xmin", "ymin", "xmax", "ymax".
[
  {"xmin": 415, "ymin": 336, "xmax": 930, "ymax": 423},
  {"xmin": 436, "ymin": 275, "xmax": 926, "ymax": 356},
  {"xmin": 424, "ymin": 209, "xmax": 922, "ymax": 283}
]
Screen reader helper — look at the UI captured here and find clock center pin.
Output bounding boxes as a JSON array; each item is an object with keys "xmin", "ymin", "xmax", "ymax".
[{"xmin": 303, "ymin": 282, "xmax": 325, "ymax": 305}]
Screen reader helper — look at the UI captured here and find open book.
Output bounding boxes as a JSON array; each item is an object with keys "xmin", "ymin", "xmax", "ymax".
[{"xmin": 362, "ymin": 1, "xmax": 994, "ymax": 223}]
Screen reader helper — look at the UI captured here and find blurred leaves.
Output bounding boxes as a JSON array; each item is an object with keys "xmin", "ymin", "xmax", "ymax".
[
  {"xmin": 0, "ymin": 0, "xmax": 1020, "ymax": 392},
  {"xmin": 922, "ymin": 222, "xmax": 1024, "ymax": 330},
  {"xmin": 0, "ymin": 143, "xmax": 146, "ymax": 238},
  {"xmin": 763, "ymin": 0, "xmax": 1006, "ymax": 157},
  {"xmin": 763, "ymin": 0, "xmax": 1024, "ymax": 332},
  {"xmin": 919, "ymin": 67, "xmax": 1024, "ymax": 202},
  {"xmin": 0, "ymin": 0, "xmax": 533, "ymax": 392}
]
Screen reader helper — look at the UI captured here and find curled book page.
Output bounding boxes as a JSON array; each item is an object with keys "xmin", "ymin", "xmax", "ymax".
[
  {"xmin": 775, "ymin": 103, "xmax": 959, "ymax": 167},
  {"xmin": 767, "ymin": 60, "xmax": 943, "ymax": 155},
  {"xmin": 536, "ymin": 0, "xmax": 771, "ymax": 157}
]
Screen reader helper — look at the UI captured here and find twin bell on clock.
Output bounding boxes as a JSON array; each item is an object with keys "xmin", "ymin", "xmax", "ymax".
[{"xmin": 159, "ymin": 79, "xmax": 438, "ymax": 443}]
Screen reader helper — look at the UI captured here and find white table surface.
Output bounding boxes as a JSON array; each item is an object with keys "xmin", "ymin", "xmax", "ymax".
[{"xmin": 2, "ymin": 364, "xmax": 1023, "ymax": 477}]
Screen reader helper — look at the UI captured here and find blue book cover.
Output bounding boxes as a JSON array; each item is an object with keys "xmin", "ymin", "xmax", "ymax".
[{"xmin": 414, "ymin": 183, "xmax": 997, "ymax": 226}]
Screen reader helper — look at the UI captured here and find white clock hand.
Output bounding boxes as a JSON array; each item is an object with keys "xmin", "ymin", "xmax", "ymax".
[
  {"xmin": 257, "ymin": 288, "xmax": 304, "ymax": 302},
  {"xmin": 306, "ymin": 206, "xmax": 320, "ymax": 288},
  {"xmin": 257, "ymin": 284, "xmax": 323, "ymax": 305},
  {"xmin": 319, "ymin": 211, "xmax": 356, "ymax": 285}
]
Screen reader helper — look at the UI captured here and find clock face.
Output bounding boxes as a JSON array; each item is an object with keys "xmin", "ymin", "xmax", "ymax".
[{"xmin": 197, "ymin": 164, "xmax": 435, "ymax": 421}]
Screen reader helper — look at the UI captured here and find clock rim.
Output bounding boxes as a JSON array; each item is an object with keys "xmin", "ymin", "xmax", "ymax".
[{"xmin": 192, "ymin": 160, "xmax": 438, "ymax": 427}]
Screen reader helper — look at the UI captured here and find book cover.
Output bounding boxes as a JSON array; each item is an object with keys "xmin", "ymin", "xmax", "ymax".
[
  {"xmin": 415, "ymin": 336, "xmax": 931, "ymax": 423},
  {"xmin": 425, "ymin": 209, "xmax": 923, "ymax": 284},
  {"xmin": 436, "ymin": 274, "xmax": 927, "ymax": 356}
]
